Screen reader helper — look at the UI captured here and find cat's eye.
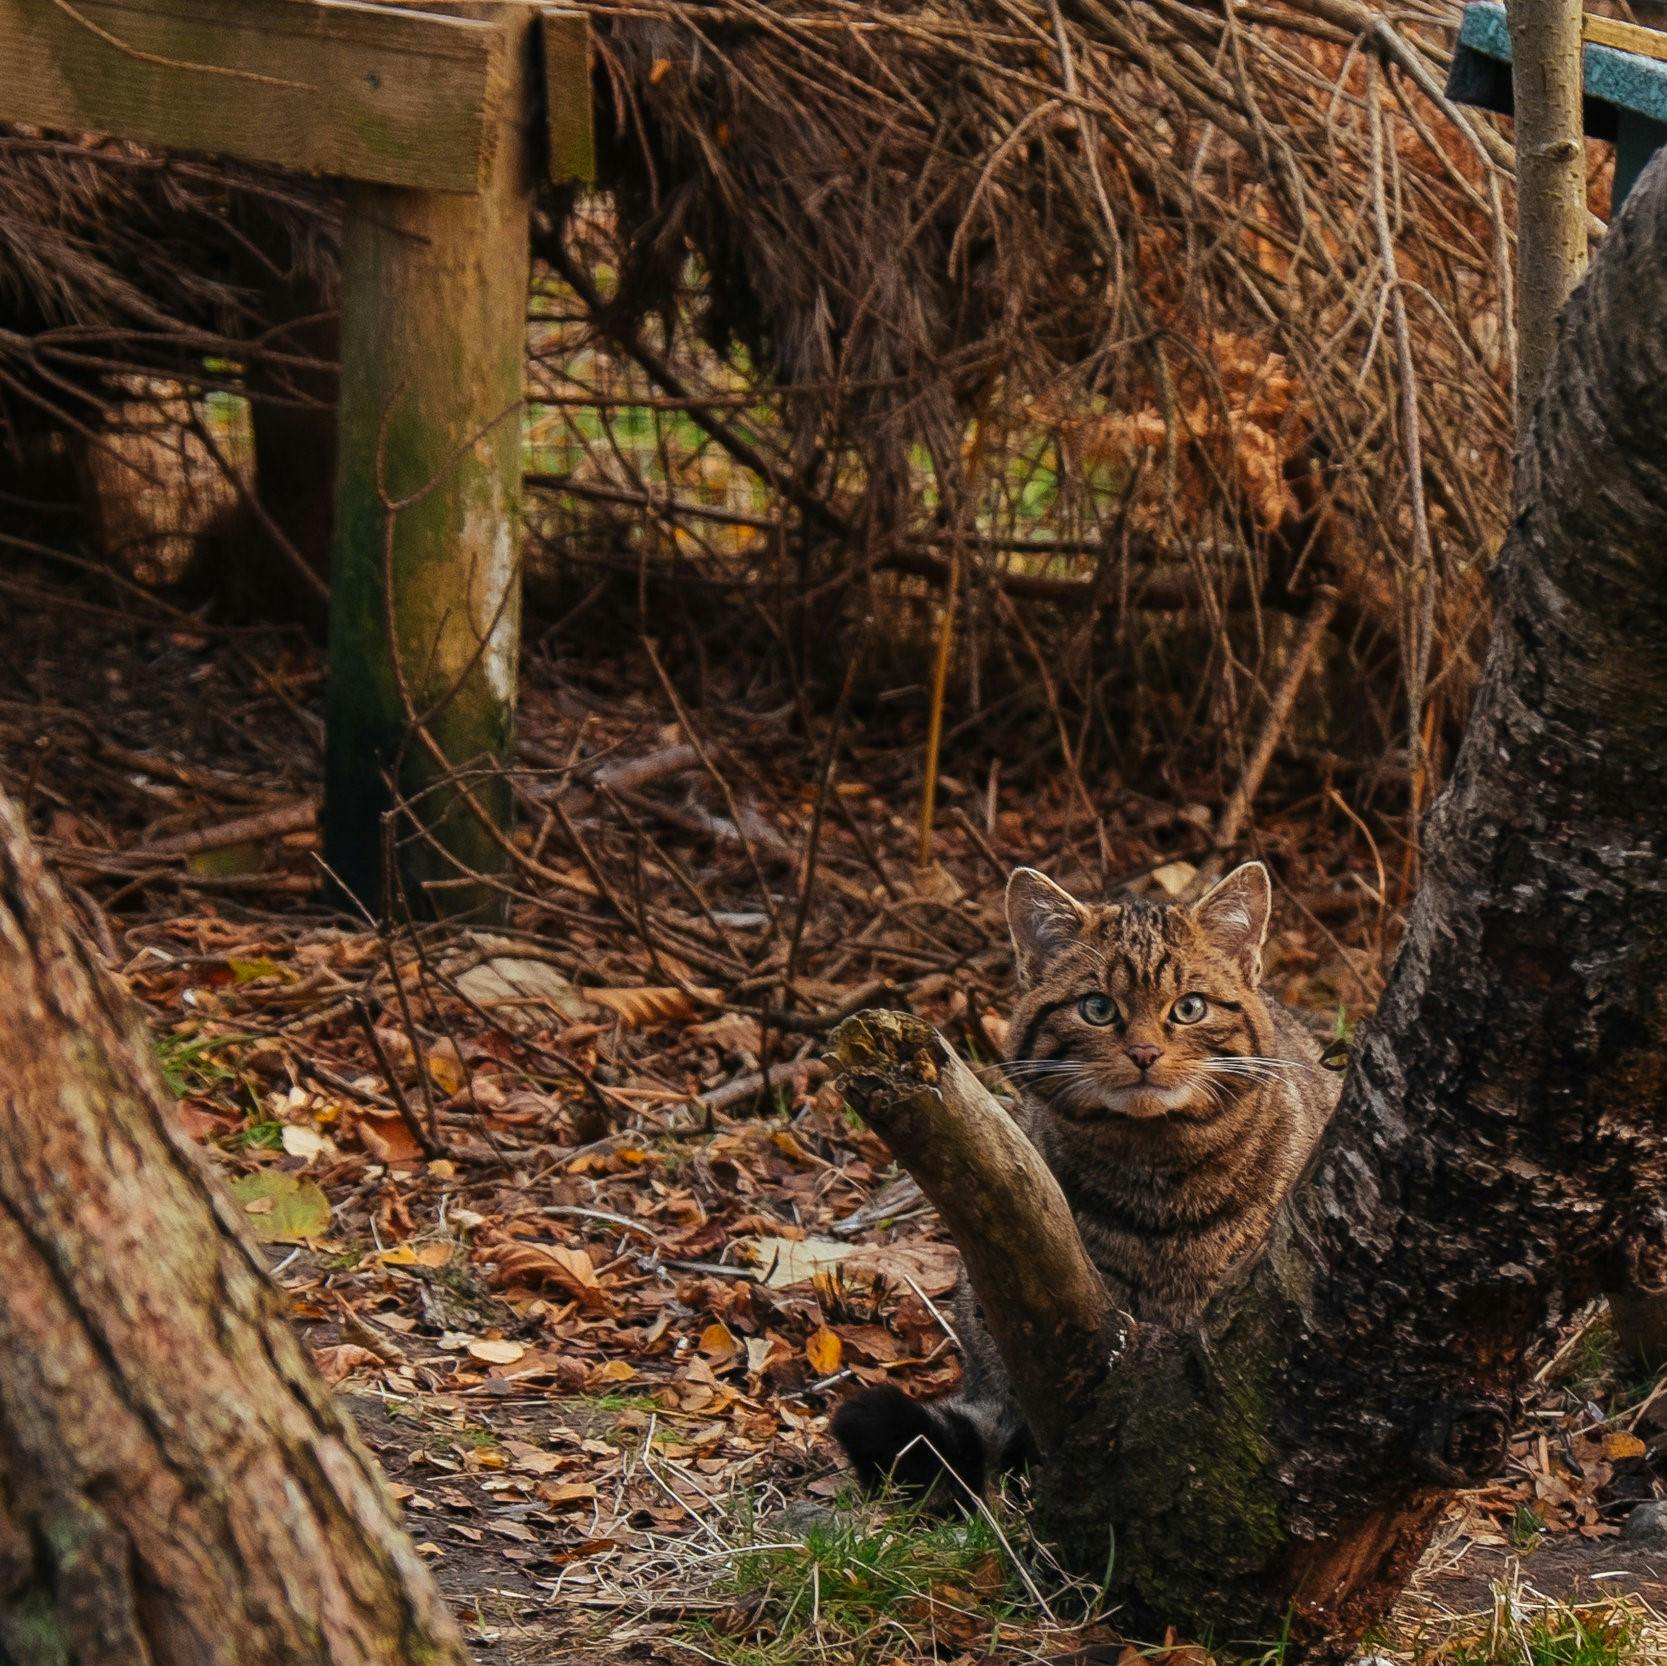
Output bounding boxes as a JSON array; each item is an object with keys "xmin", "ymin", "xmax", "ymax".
[
  {"xmin": 1077, "ymin": 993, "xmax": 1119, "ymax": 1026},
  {"xmin": 1172, "ymin": 994, "xmax": 1208, "ymax": 1025}
]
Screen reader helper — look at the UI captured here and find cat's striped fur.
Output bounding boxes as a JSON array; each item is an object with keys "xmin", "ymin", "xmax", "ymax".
[{"xmin": 833, "ymin": 862, "xmax": 1339, "ymax": 1499}]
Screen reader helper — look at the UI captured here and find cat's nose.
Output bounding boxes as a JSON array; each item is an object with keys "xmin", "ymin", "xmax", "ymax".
[{"xmin": 1126, "ymin": 1043, "xmax": 1162, "ymax": 1072}]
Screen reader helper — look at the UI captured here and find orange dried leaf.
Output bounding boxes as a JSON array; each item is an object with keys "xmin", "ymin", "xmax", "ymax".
[
  {"xmin": 587, "ymin": 985, "xmax": 718, "ymax": 1027},
  {"xmin": 425, "ymin": 1041, "xmax": 467, "ymax": 1096},
  {"xmin": 805, "ymin": 1326, "xmax": 843, "ymax": 1375},
  {"xmin": 700, "ymin": 1322, "xmax": 738, "ymax": 1358},
  {"xmin": 374, "ymin": 1242, "xmax": 452, "ymax": 1269}
]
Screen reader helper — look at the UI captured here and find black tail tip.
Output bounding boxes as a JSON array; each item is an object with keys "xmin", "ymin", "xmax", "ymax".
[{"xmin": 830, "ymin": 1383, "xmax": 986, "ymax": 1498}]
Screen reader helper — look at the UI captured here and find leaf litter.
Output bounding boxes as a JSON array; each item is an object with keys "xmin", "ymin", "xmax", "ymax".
[{"xmin": 5, "ymin": 594, "xmax": 1667, "ymax": 1665}]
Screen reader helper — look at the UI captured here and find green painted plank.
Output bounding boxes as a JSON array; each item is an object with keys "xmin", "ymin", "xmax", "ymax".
[
  {"xmin": 1452, "ymin": 1, "xmax": 1667, "ymax": 133},
  {"xmin": 0, "ymin": 0, "xmax": 498, "ymax": 193}
]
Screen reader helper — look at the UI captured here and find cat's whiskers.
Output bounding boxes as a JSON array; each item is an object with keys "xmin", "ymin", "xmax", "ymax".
[
  {"xmin": 994, "ymin": 1059, "xmax": 1114, "ymax": 1080},
  {"xmin": 1198, "ymin": 1055, "xmax": 1316, "ymax": 1082}
]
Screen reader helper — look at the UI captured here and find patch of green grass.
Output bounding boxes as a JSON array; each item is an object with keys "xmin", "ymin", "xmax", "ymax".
[
  {"xmin": 1439, "ymin": 1599, "xmax": 1645, "ymax": 1666},
  {"xmin": 691, "ymin": 1500, "xmax": 1021, "ymax": 1666},
  {"xmin": 573, "ymin": 1391, "xmax": 661, "ymax": 1415},
  {"xmin": 1508, "ymin": 1503, "xmax": 1546, "ymax": 1553},
  {"xmin": 155, "ymin": 1030, "xmax": 246, "ymax": 1098},
  {"xmin": 1558, "ymin": 1316, "xmax": 1621, "ymax": 1400},
  {"xmin": 233, "ymin": 1120, "xmax": 285, "ymax": 1150}
]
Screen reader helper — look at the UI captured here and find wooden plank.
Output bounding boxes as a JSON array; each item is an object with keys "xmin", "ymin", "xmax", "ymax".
[
  {"xmin": 540, "ymin": 7, "xmax": 594, "ymax": 183},
  {"xmin": 0, "ymin": 0, "xmax": 498, "ymax": 192},
  {"xmin": 1584, "ymin": 13, "xmax": 1667, "ymax": 68}
]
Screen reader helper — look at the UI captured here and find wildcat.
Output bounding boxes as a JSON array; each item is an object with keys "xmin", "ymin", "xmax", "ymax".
[{"xmin": 831, "ymin": 861, "xmax": 1339, "ymax": 1498}]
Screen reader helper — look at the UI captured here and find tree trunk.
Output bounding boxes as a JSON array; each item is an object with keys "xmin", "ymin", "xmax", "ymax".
[
  {"xmin": 1503, "ymin": 0, "xmax": 1662, "ymax": 1396},
  {"xmin": 0, "ymin": 787, "xmax": 469, "ymax": 1666},
  {"xmin": 832, "ymin": 147, "xmax": 1667, "ymax": 1662},
  {"xmin": 1507, "ymin": 0, "xmax": 1588, "ymax": 432}
]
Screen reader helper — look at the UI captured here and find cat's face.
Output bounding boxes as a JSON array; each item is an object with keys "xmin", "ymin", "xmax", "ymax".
[{"xmin": 1004, "ymin": 863, "xmax": 1274, "ymax": 1122}]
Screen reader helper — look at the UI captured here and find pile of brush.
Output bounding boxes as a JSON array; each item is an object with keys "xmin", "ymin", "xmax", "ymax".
[{"xmin": 0, "ymin": 0, "xmax": 1534, "ymax": 810}]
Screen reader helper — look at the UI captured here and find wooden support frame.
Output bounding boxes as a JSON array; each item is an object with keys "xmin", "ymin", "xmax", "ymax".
[
  {"xmin": 0, "ymin": 0, "xmax": 596, "ymax": 922},
  {"xmin": 1449, "ymin": 3, "xmax": 1667, "ymax": 211}
]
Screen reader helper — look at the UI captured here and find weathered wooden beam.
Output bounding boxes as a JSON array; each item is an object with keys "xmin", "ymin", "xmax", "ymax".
[
  {"xmin": 0, "ymin": 0, "xmax": 497, "ymax": 193},
  {"xmin": 322, "ymin": 1, "xmax": 534, "ymax": 922},
  {"xmin": 541, "ymin": 7, "xmax": 595, "ymax": 183}
]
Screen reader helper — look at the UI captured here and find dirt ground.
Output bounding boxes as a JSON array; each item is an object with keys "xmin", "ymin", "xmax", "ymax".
[{"xmin": 5, "ymin": 570, "xmax": 1666, "ymax": 1665}]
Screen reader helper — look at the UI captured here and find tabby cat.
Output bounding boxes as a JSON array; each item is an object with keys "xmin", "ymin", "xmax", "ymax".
[{"xmin": 832, "ymin": 861, "xmax": 1339, "ymax": 1498}]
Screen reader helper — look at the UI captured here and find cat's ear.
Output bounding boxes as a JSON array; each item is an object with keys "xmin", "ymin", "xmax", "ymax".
[
  {"xmin": 1193, "ymin": 861, "xmax": 1272, "ymax": 981},
  {"xmin": 1006, "ymin": 868, "xmax": 1087, "ymax": 983}
]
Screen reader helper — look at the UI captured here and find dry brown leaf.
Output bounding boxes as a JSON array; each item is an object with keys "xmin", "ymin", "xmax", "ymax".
[
  {"xmin": 313, "ymin": 1343, "xmax": 381, "ymax": 1386},
  {"xmin": 687, "ymin": 1011, "xmax": 764, "ymax": 1054},
  {"xmin": 355, "ymin": 1110, "xmax": 425, "ymax": 1165},
  {"xmin": 844, "ymin": 1238, "xmax": 960, "ymax": 1297},
  {"xmin": 468, "ymin": 1338, "xmax": 526, "ymax": 1366},
  {"xmin": 805, "ymin": 1326, "xmax": 843, "ymax": 1374},
  {"xmin": 700, "ymin": 1321, "xmax": 738, "ymax": 1359},
  {"xmin": 587, "ymin": 985, "xmax": 719, "ymax": 1027},
  {"xmin": 488, "ymin": 1240, "xmax": 608, "ymax": 1309},
  {"xmin": 836, "ymin": 1323, "xmax": 904, "ymax": 1365},
  {"xmin": 540, "ymin": 1481, "xmax": 599, "ymax": 1507}
]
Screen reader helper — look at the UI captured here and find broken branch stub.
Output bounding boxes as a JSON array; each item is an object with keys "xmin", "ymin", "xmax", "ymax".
[{"xmin": 829, "ymin": 1009, "xmax": 1113, "ymax": 1448}]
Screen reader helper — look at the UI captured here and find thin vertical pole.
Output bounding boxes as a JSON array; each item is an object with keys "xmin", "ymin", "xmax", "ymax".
[{"xmin": 1507, "ymin": 0, "xmax": 1589, "ymax": 438}]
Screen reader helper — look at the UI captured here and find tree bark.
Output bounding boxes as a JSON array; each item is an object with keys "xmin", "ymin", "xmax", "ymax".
[
  {"xmin": 0, "ymin": 787, "xmax": 469, "ymax": 1666},
  {"xmin": 833, "ymin": 147, "xmax": 1667, "ymax": 1661},
  {"xmin": 1506, "ymin": 0, "xmax": 1589, "ymax": 433}
]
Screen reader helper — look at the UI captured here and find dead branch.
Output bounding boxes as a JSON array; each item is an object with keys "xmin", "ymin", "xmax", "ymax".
[
  {"xmin": 828, "ymin": 1009, "xmax": 1111, "ymax": 1449},
  {"xmin": 130, "ymin": 799, "xmax": 316, "ymax": 858},
  {"xmin": 1211, "ymin": 587, "xmax": 1340, "ymax": 858}
]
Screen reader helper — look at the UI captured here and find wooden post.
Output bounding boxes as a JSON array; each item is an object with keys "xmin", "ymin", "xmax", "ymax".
[{"xmin": 323, "ymin": 4, "xmax": 534, "ymax": 923}]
